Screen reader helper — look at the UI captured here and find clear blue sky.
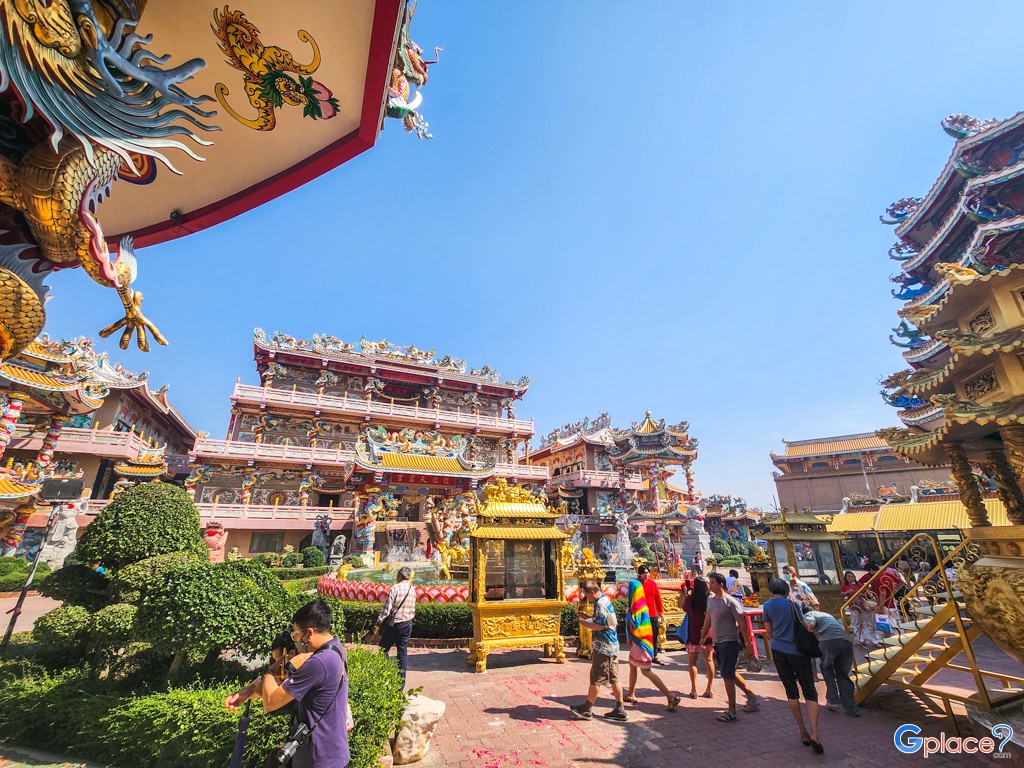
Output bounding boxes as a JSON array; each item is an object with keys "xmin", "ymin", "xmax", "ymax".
[{"xmin": 41, "ymin": 1, "xmax": 1024, "ymax": 509}]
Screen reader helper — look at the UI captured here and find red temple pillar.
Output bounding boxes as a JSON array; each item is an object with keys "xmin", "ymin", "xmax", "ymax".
[
  {"xmin": 0, "ymin": 394, "xmax": 25, "ymax": 460},
  {"xmin": 36, "ymin": 414, "xmax": 70, "ymax": 468}
]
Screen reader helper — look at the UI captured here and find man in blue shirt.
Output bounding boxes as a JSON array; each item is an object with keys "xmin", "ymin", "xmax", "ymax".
[
  {"xmin": 571, "ymin": 580, "xmax": 627, "ymax": 722},
  {"xmin": 228, "ymin": 599, "xmax": 350, "ymax": 768}
]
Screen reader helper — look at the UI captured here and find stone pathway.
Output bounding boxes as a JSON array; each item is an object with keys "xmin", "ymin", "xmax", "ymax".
[{"xmin": 404, "ymin": 644, "xmax": 1011, "ymax": 768}]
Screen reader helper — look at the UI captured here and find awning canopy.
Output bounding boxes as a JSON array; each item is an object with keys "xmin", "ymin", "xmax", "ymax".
[{"xmin": 826, "ymin": 498, "xmax": 1007, "ymax": 533}]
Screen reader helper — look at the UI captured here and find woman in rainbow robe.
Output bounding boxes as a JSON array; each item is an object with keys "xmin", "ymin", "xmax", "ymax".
[{"xmin": 623, "ymin": 579, "xmax": 682, "ymax": 711}]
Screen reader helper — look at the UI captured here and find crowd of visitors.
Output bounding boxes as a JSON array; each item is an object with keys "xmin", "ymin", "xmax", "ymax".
[{"xmin": 568, "ymin": 564, "xmax": 883, "ymax": 757}]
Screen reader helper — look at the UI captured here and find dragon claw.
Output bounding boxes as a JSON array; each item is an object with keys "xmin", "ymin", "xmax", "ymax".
[{"xmin": 98, "ymin": 288, "xmax": 167, "ymax": 352}]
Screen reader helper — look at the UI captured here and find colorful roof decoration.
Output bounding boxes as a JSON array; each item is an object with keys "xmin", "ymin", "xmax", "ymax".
[
  {"xmin": 605, "ymin": 411, "xmax": 698, "ymax": 466},
  {"xmin": 0, "ymin": 473, "xmax": 41, "ymax": 500},
  {"xmin": 826, "ymin": 498, "xmax": 1007, "ymax": 533},
  {"xmin": 538, "ymin": 413, "xmax": 612, "ymax": 449},
  {"xmin": 470, "ymin": 479, "xmax": 567, "ymax": 539},
  {"xmin": 253, "ymin": 328, "xmax": 530, "ymax": 392},
  {"xmin": 355, "ymin": 426, "xmax": 495, "ymax": 479},
  {"xmin": 114, "ymin": 443, "xmax": 170, "ymax": 480}
]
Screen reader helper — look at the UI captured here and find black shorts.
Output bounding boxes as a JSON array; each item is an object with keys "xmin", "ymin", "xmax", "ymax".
[
  {"xmin": 714, "ymin": 640, "xmax": 741, "ymax": 680},
  {"xmin": 773, "ymin": 650, "xmax": 818, "ymax": 702}
]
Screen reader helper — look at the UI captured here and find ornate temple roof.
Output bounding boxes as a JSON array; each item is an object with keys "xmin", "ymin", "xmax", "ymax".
[
  {"xmin": 605, "ymin": 411, "xmax": 698, "ymax": 466},
  {"xmin": 470, "ymin": 480, "xmax": 566, "ymax": 539},
  {"xmin": 771, "ymin": 433, "xmax": 890, "ymax": 460},
  {"xmin": 114, "ymin": 443, "xmax": 169, "ymax": 479},
  {"xmin": 254, "ymin": 328, "xmax": 530, "ymax": 394},
  {"xmin": 354, "ymin": 426, "xmax": 495, "ymax": 479},
  {"xmin": 534, "ymin": 413, "xmax": 613, "ymax": 455},
  {"xmin": 0, "ymin": 474, "xmax": 41, "ymax": 500}
]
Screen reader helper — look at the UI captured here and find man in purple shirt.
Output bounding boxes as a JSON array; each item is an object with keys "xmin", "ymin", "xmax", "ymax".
[{"xmin": 227, "ymin": 599, "xmax": 349, "ymax": 768}]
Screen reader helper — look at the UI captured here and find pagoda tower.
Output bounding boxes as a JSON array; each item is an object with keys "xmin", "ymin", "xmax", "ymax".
[{"xmin": 877, "ymin": 113, "xmax": 1024, "ymax": 667}]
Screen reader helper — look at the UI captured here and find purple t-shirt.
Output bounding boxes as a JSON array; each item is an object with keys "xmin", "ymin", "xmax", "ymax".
[{"xmin": 282, "ymin": 638, "xmax": 350, "ymax": 768}]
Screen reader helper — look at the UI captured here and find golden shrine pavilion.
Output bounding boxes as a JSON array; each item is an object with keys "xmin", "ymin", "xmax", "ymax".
[{"xmin": 184, "ymin": 330, "xmax": 547, "ymax": 557}]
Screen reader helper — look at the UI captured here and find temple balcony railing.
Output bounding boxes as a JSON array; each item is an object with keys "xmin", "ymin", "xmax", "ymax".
[
  {"xmin": 493, "ymin": 463, "xmax": 550, "ymax": 481},
  {"xmin": 83, "ymin": 498, "xmax": 356, "ymax": 522},
  {"xmin": 232, "ymin": 383, "xmax": 535, "ymax": 437},
  {"xmin": 549, "ymin": 469, "xmax": 644, "ymax": 489},
  {"xmin": 192, "ymin": 437, "xmax": 356, "ymax": 466},
  {"xmin": 8, "ymin": 425, "xmax": 155, "ymax": 458}
]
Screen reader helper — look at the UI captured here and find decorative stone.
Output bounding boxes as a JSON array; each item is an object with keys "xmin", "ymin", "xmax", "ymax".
[{"xmin": 393, "ymin": 694, "xmax": 446, "ymax": 765}]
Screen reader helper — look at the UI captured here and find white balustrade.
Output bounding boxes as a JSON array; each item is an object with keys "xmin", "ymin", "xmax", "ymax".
[
  {"xmin": 84, "ymin": 499, "xmax": 355, "ymax": 522},
  {"xmin": 191, "ymin": 437, "xmax": 356, "ymax": 466},
  {"xmin": 232, "ymin": 383, "xmax": 535, "ymax": 435}
]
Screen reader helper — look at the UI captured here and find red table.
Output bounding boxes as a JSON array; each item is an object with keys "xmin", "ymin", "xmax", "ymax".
[{"xmin": 742, "ymin": 607, "xmax": 772, "ymax": 660}]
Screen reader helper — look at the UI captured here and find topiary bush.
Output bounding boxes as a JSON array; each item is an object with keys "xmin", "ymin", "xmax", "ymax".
[
  {"xmin": 346, "ymin": 646, "xmax": 407, "ymax": 768},
  {"xmin": 76, "ymin": 483, "xmax": 207, "ymax": 571},
  {"xmin": 281, "ymin": 552, "xmax": 302, "ymax": 568},
  {"xmin": 343, "ymin": 554, "xmax": 366, "ymax": 568},
  {"xmin": 631, "ymin": 536, "xmax": 653, "ymax": 563},
  {"xmin": 111, "ymin": 551, "xmax": 205, "ymax": 603},
  {"xmin": 412, "ymin": 602, "xmax": 472, "ymax": 638},
  {"xmin": 709, "ymin": 538, "xmax": 732, "ymax": 560},
  {"xmin": 271, "ymin": 565, "xmax": 329, "ymax": 580},
  {"xmin": 87, "ymin": 603, "xmax": 138, "ymax": 659},
  {"xmin": 301, "ymin": 546, "xmax": 326, "ymax": 568},
  {"xmin": 33, "ymin": 605, "xmax": 92, "ymax": 655},
  {"xmin": 137, "ymin": 559, "xmax": 287, "ymax": 668},
  {"xmin": 0, "ymin": 560, "xmax": 49, "ymax": 592},
  {"xmin": 38, "ymin": 563, "xmax": 110, "ymax": 610},
  {"xmin": 717, "ymin": 555, "xmax": 744, "ymax": 567}
]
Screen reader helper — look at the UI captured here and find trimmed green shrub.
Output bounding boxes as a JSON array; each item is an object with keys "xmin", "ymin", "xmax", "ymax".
[
  {"xmin": 0, "ymin": 646, "xmax": 404, "ymax": 768},
  {"xmin": 301, "ymin": 546, "xmax": 326, "ymax": 568},
  {"xmin": 87, "ymin": 603, "xmax": 138, "ymax": 657},
  {"xmin": 38, "ymin": 563, "xmax": 109, "ymax": 609},
  {"xmin": 0, "ymin": 558, "xmax": 26, "ymax": 576},
  {"xmin": 254, "ymin": 553, "xmax": 276, "ymax": 567},
  {"xmin": 111, "ymin": 551, "xmax": 204, "ymax": 602},
  {"xmin": 33, "ymin": 605, "xmax": 91, "ymax": 655},
  {"xmin": 709, "ymin": 538, "xmax": 732, "ymax": 559},
  {"xmin": 281, "ymin": 552, "xmax": 303, "ymax": 568},
  {"xmin": 717, "ymin": 555, "xmax": 744, "ymax": 567},
  {"xmin": 344, "ymin": 554, "xmax": 365, "ymax": 568},
  {"xmin": 271, "ymin": 565, "xmax": 329, "ymax": 580},
  {"xmin": 412, "ymin": 602, "xmax": 472, "ymax": 638},
  {"xmin": 282, "ymin": 576, "xmax": 321, "ymax": 596},
  {"xmin": 561, "ymin": 603, "xmax": 580, "ymax": 636},
  {"xmin": 631, "ymin": 536, "xmax": 653, "ymax": 562},
  {"xmin": 76, "ymin": 482, "xmax": 207, "ymax": 570},
  {"xmin": 137, "ymin": 559, "xmax": 287, "ymax": 665},
  {"xmin": 0, "ymin": 561, "xmax": 49, "ymax": 591},
  {"xmin": 347, "ymin": 646, "xmax": 407, "ymax": 768}
]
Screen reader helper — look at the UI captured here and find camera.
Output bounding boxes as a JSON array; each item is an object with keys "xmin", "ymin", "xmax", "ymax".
[{"xmin": 272, "ymin": 723, "xmax": 310, "ymax": 765}]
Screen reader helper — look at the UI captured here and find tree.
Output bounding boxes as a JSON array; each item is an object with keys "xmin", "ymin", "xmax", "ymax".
[
  {"xmin": 631, "ymin": 536, "xmax": 653, "ymax": 562},
  {"xmin": 76, "ymin": 483, "xmax": 207, "ymax": 571},
  {"xmin": 136, "ymin": 559, "xmax": 287, "ymax": 673}
]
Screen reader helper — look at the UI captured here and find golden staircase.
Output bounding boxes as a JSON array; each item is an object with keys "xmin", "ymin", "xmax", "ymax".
[{"xmin": 840, "ymin": 534, "xmax": 1024, "ymax": 720}]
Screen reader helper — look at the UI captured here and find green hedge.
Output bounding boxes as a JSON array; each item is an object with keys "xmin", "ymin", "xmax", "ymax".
[
  {"xmin": 38, "ymin": 563, "xmax": 109, "ymax": 610},
  {"xmin": 0, "ymin": 646, "xmax": 404, "ymax": 768},
  {"xmin": 282, "ymin": 577, "xmax": 321, "ymax": 596},
  {"xmin": 0, "ymin": 561, "xmax": 49, "ymax": 592},
  {"xmin": 301, "ymin": 546, "xmax": 326, "ymax": 568},
  {"xmin": 717, "ymin": 555, "xmax": 745, "ymax": 567},
  {"xmin": 271, "ymin": 566, "xmax": 329, "ymax": 580},
  {"xmin": 560, "ymin": 599, "xmax": 628, "ymax": 639}
]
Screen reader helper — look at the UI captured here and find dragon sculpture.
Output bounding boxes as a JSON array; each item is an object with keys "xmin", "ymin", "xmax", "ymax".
[
  {"xmin": 386, "ymin": 2, "xmax": 440, "ymax": 139},
  {"xmin": 184, "ymin": 464, "xmax": 213, "ymax": 499},
  {"xmin": 0, "ymin": 0, "xmax": 216, "ymax": 361}
]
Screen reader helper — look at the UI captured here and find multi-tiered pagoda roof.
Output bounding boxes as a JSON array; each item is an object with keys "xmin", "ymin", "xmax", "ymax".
[{"xmin": 606, "ymin": 411, "xmax": 698, "ymax": 466}]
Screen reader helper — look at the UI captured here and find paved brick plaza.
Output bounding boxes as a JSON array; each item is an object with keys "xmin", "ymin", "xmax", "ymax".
[{"xmin": 405, "ymin": 645, "xmax": 1001, "ymax": 768}]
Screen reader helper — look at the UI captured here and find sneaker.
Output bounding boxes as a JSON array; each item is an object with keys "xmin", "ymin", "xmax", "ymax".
[
  {"xmin": 570, "ymin": 704, "xmax": 593, "ymax": 720},
  {"xmin": 845, "ymin": 708, "xmax": 862, "ymax": 718},
  {"xmin": 604, "ymin": 707, "xmax": 629, "ymax": 722},
  {"xmin": 826, "ymin": 703, "xmax": 840, "ymax": 712},
  {"xmin": 742, "ymin": 695, "xmax": 762, "ymax": 712}
]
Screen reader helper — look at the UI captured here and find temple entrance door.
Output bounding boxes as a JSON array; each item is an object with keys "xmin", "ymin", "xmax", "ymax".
[{"xmin": 316, "ymin": 492, "xmax": 340, "ymax": 508}]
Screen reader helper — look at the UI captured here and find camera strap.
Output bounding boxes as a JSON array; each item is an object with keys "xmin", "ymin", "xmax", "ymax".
[{"xmin": 297, "ymin": 641, "xmax": 347, "ymax": 735}]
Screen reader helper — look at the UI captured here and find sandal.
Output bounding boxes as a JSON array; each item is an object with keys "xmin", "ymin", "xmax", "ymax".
[
  {"xmin": 717, "ymin": 710, "xmax": 739, "ymax": 722},
  {"xmin": 667, "ymin": 696, "xmax": 682, "ymax": 712},
  {"xmin": 624, "ymin": 695, "xmax": 639, "ymax": 704},
  {"xmin": 701, "ymin": 691, "xmax": 714, "ymax": 699},
  {"xmin": 688, "ymin": 692, "xmax": 698, "ymax": 700}
]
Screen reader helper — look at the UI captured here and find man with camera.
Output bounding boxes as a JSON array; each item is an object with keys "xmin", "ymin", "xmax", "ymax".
[
  {"xmin": 376, "ymin": 566, "xmax": 416, "ymax": 684},
  {"xmin": 226, "ymin": 599, "xmax": 349, "ymax": 768}
]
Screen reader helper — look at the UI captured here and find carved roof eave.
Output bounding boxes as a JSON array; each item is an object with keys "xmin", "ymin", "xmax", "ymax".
[
  {"xmin": 536, "ymin": 427, "xmax": 614, "ymax": 453},
  {"xmin": 606, "ymin": 445, "xmax": 698, "ymax": 464},
  {"xmin": 880, "ymin": 394, "xmax": 1024, "ymax": 458},
  {"xmin": 253, "ymin": 333, "xmax": 529, "ymax": 394},
  {"xmin": 896, "ymin": 112, "xmax": 1024, "ymax": 242},
  {"xmin": 351, "ymin": 454, "xmax": 495, "ymax": 479},
  {"xmin": 891, "ymin": 327, "xmax": 1024, "ymax": 397},
  {"xmin": 908, "ymin": 261, "xmax": 1024, "ymax": 334},
  {"xmin": 902, "ymin": 338, "xmax": 950, "ymax": 366}
]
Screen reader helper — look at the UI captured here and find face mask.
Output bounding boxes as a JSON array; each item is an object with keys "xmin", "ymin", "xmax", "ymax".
[
  {"xmin": 293, "ymin": 630, "xmax": 310, "ymax": 654},
  {"xmin": 783, "ymin": 574, "xmax": 792, "ymax": 582}
]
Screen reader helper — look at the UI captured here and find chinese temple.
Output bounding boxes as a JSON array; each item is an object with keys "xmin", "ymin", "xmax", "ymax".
[
  {"xmin": 771, "ymin": 432, "xmax": 954, "ymax": 513},
  {"xmin": 184, "ymin": 329, "xmax": 546, "ymax": 557},
  {"xmin": 606, "ymin": 411, "xmax": 699, "ymax": 511},
  {"xmin": 855, "ymin": 112, "xmax": 1024, "ymax": 714}
]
